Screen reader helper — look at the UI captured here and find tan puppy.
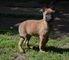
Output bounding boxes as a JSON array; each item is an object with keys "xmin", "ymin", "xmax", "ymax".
[{"xmin": 18, "ymin": 8, "xmax": 54, "ymax": 53}]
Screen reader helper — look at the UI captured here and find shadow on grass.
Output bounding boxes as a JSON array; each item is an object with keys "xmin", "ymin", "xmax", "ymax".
[
  {"xmin": 32, "ymin": 46, "xmax": 69, "ymax": 54},
  {"xmin": 46, "ymin": 46, "xmax": 69, "ymax": 54},
  {"xmin": 0, "ymin": 28, "xmax": 18, "ymax": 35}
]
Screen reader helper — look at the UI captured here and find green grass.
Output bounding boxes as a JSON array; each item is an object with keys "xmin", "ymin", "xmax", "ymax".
[{"xmin": 0, "ymin": 29, "xmax": 69, "ymax": 60}]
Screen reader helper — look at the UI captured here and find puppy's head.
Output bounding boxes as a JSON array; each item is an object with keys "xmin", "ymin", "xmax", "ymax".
[{"xmin": 40, "ymin": 8, "xmax": 55, "ymax": 14}]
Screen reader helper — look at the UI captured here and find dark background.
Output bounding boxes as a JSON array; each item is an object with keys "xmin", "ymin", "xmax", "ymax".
[{"xmin": 0, "ymin": 0, "xmax": 69, "ymax": 37}]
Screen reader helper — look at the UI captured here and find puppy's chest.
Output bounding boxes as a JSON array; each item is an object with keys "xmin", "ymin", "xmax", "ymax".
[
  {"xmin": 42, "ymin": 25, "xmax": 48, "ymax": 32},
  {"xmin": 42, "ymin": 21, "xmax": 48, "ymax": 29}
]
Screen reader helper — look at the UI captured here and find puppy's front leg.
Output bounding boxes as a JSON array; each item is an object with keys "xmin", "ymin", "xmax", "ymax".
[{"xmin": 39, "ymin": 36, "xmax": 45, "ymax": 52}]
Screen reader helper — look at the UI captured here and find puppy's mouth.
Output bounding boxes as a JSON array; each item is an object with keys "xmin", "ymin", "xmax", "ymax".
[{"xmin": 46, "ymin": 14, "xmax": 52, "ymax": 21}]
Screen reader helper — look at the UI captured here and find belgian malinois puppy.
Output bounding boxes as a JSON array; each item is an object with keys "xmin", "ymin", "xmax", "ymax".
[{"xmin": 18, "ymin": 8, "xmax": 54, "ymax": 53}]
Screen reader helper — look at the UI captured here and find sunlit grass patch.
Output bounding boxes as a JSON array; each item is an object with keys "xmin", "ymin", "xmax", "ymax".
[{"xmin": 0, "ymin": 29, "xmax": 69, "ymax": 60}]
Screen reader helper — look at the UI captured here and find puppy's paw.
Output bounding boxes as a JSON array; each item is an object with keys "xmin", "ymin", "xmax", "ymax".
[
  {"xmin": 39, "ymin": 50, "xmax": 45, "ymax": 53},
  {"xmin": 20, "ymin": 50, "xmax": 25, "ymax": 54}
]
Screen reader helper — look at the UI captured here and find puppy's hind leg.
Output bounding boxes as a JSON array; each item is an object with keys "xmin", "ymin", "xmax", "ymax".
[
  {"xmin": 18, "ymin": 36, "xmax": 25, "ymax": 53},
  {"xmin": 26, "ymin": 35, "xmax": 33, "ymax": 49}
]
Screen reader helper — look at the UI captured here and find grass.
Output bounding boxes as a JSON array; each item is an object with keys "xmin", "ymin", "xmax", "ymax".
[{"xmin": 0, "ymin": 29, "xmax": 69, "ymax": 60}]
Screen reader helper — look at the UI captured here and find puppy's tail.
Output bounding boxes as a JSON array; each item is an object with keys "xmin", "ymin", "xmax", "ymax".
[{"xmin": 14, "ymin": 23, "xmax": 21, "ymax": 27}]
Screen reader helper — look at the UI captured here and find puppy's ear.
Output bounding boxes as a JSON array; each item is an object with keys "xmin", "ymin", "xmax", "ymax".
[
  {"xmin": 39, "ymin": 9, "xmax": 44, "ymax": 12},
  {"xmin": 39, "ymin": 8, "xmax": 46, "ymax": 12}
]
